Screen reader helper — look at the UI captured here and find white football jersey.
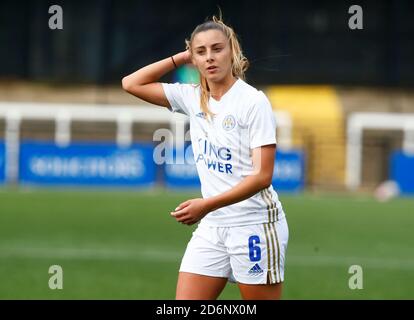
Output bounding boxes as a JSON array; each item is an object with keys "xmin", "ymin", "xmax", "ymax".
[{"xmin": 162, "ymin": 78, "xmax": 285, "ymax": 227}]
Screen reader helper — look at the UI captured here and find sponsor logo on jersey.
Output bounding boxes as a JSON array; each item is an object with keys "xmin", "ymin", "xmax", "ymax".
[{"xmin": 195, "ymin": 138, "xmax": 233, "ymax": 174}]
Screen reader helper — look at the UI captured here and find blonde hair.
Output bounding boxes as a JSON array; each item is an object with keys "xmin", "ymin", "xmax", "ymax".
[{"xmin": 185, "ymin": 11, "xmax": 249, "ymax": 120}]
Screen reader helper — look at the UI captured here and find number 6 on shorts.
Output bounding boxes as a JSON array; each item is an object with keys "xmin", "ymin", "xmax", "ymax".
[{"xmin": 248, "ymin": 235, "xmax": 261, "ymax": 262}]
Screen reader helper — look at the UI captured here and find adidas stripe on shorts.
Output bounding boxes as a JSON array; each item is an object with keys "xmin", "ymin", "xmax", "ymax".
[{"xmin": 179, "ymin": 217, "xmax": 289, "ymax": 285}]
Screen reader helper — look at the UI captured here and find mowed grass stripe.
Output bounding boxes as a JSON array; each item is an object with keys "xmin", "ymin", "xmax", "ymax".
[
  {"xmin": 0, "ymin": 188, "xmax": 413, "ymax": 299},
  {"xmin": 2, "ymin": 246, "xmax": 414, "ymax": 271}
]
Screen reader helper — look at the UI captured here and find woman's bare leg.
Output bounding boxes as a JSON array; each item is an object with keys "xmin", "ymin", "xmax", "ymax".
[
  {"xmin": 176, "ymin": 272, "xmax": 228, "ymax": 300},
  {"xmin": 237, "ymin": 282, "xmax": 283, "ymax": 300}
]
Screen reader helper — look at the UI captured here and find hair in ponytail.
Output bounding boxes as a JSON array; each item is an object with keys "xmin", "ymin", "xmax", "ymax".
[{"xmin": 185, "ymin": 11, "xmax": 249, "ymax": 120}]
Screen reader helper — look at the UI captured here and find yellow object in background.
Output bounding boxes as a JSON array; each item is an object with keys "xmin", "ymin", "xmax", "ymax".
[{"xmin": 266, "ymin": 86, "xmax": 345, "ymax": 188}]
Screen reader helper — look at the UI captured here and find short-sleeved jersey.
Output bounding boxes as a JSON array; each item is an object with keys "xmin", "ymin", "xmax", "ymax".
[{"xmin": 162, "ymin": 78, "xmax": 285, "ymax": 227}]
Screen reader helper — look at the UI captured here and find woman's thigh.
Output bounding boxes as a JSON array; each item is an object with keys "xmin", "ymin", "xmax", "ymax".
[
  {"xmin": 176, "ymin": 272, "xmax": 228, "ymax": 300},
  {"xmin": 237, "ymin": 282, "xmax": 283, "ymax": 300}
]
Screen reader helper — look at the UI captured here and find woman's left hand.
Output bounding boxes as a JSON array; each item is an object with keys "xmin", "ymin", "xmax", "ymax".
[{"xmin": 170, "ymin": 198, "xmax": 211, "ymax": 225}]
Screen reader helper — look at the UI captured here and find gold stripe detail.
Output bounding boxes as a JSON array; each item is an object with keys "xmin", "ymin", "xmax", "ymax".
[
  {"xmin": 263, "ymin": 189, "xmax": 273, "ymax": 223},
  {"xmin": 263, "ymin": 223, "xmax": 273, "ymax": 284},
  {"xmin": 265, "ymin": 223, "xmax": 278, "ymax": 282},
  {"xmin": 263, "ymin": 188, "xmax": 276, "ymax": 223},
  {"xmin": 260, "ymin": 190, "xmax": 271, "ymax": 223},
  {"xmin": 261, "ymin": 191, "xmax": 278, "ymax": 283},
  {"xmin": 265, "ymin": 188, "xmax": 279, "ymax": 222},
  {"xmin": 270, "ymin": 222, "xmax": 282, "ymax": 283},
  {"xmin": 265, "ymin": 188, "xmax": 275, "ymax": 222}
]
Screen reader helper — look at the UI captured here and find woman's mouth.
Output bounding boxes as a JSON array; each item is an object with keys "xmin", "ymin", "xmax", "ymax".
[{"xmin": 207, "ymin": 66, "xmax": 218, "ymax": 73}]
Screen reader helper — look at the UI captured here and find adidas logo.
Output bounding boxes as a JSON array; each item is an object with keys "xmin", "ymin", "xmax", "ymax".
[
  {"xmin": 196, "ymin": 112, "xmax": 207, "ymax": 119},
  {"xmin": 248, "ymin": 263, "xmax": 263, "ymax": 274}
]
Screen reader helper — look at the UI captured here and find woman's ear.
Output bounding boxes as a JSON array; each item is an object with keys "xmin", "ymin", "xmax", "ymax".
[{"xmin": 190, "ymin": 54, "xmax": 197, "ymax": 67}]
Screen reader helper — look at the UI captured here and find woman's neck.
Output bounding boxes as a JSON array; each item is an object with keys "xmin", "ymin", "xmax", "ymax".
[{"xmin": 208, "ymin": 76, "xmax": 238, "ymax": 101}]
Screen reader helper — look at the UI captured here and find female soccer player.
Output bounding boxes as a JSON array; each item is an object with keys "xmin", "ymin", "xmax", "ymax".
[{"xmin": 122, "ymin": 14, "xmax": 289, "ymax": 300}]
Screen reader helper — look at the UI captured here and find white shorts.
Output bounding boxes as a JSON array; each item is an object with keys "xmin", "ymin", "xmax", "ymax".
[{"xmin": 179, "ymin": 217, "xmax": 289, "ymax": 285}]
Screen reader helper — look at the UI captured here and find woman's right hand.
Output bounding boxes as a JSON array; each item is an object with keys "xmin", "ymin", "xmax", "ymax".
[
  {"xmin": 183, "ymin": 50, "xmax": 192, "ymax": 64},
  {"xmin": 122, "ymin": 49, "xmax": 194, "ymax": 108},
  {"xmin": 174, "ymin": 50, "xmax": 192, "ymax": 66}
]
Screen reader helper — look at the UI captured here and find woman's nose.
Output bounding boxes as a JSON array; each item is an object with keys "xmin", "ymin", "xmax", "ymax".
[{"xmin": 206, "ymin": 50, "xmax": 214, "ymax": 62}]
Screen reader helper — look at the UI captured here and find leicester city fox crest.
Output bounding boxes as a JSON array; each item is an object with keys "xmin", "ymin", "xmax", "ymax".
[{"xmin": 222, "ymin": 114, "xmax": 236, "ymax": 131}]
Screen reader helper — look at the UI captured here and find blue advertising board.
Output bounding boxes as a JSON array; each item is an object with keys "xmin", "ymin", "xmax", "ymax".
[
  {"xmin": 0, "ymin": 141, "xmax": 5, "ymax": 183},
  {"xmin": 164, "ymin": 145, "xmax": 305, "ymax": 192},
  {"xmin": 272, "ymin": 149, "xmax": 305, "ymax": 192},
  {"xmin": 164, "ymin": 144, "xmax": 201, "ymax": 188},
  {"xmin": 390, "ymin": 150, "xmax": 414, "ymax": 195},
  {"xmin": 19, "ymin": 141, "xmax": 156, "ymax": 187}
]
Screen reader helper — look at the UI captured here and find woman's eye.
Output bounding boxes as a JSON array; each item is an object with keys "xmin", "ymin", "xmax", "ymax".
[{"xmin": 214, "ymin": 48, "xmax": 222, "ymax": 52}]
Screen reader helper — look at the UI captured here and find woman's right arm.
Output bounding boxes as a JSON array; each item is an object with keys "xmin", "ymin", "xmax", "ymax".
[{"xmin": 121, "ymin": 51, "xmax": 191, "ymax": 108}]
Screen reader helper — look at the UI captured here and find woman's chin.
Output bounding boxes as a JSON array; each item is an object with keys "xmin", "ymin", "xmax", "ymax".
[{"xmin": 205, "ymin": 73, "xmax": 224, "ymax": 82}]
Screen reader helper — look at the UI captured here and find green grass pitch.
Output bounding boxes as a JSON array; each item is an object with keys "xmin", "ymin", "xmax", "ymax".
[{"xmin": 0, "ymin": 187, "xmax": 413, "ymax": 299}]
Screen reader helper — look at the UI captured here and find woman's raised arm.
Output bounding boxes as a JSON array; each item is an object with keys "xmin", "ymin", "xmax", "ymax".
[{"xmin": 121, "ymin": 50, "xmax": 191, "ymax": 107}]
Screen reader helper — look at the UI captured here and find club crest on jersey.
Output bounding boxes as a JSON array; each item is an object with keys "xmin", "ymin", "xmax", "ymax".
[{"xmin": 222, "ymin": 115, "xmax": 236, "ymax": 131}]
